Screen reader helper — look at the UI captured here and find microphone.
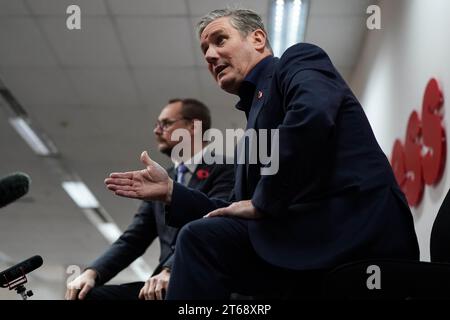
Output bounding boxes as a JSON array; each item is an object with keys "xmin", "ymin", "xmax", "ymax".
[
  {"xmin": 0, "ymin": 172, "xmax": 30, "ymax": 208},
  {"xmin": 0, "ymin": 255, "xmax": 43, "ymax": 287}
]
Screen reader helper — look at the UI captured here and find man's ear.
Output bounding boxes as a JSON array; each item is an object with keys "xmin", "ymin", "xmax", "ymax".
[
  {"xmin": 189, "ymin": 119, "xmax": 202, "ymax": 135},
  {"xmin": 251, "ymin": 29, "xmax": 268, "ymax": 51}
]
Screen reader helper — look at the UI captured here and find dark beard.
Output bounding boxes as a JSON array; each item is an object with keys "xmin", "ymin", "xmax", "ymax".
[{"xmin": 160, "ymin": 145, "xmax": 173, "ymax": 157}]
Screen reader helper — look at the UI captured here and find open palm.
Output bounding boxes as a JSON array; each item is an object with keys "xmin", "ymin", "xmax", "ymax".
[{"xmin": 105, "ymin": 151, "xmax": 171, "ymax": 202}]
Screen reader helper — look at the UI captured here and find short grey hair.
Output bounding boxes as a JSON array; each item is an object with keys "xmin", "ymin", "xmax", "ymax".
[{"xmin": 196, "ymin": 8, "xmax": 272, "ymax": 52}]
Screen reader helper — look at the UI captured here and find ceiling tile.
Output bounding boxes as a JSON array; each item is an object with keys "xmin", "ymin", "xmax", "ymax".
[
  {"xmin": 67, "ymin": 68, "xmax": 141, "ymax": 106},
  {"xmin": 0, "ymin": 67, "xmax": 79, "ymax": 106},
  {"xmin": 133, "ymin": 67, "xmax": 201, "ymax": 105},
  {"xmin": 38, "ymin": 17, "xmax": 127, "ymax": 67},
  {"xmin": 0, "ymin": 0, "xmax": 29, "ymax": 15},
  {"xmin": 309, "ymin": 0, "xmax": 373, "ymax": 16},
  {"xmin": 0, "ymin": 17, "xmax": 58, "ymax": 67},
  {"xmin": 107, "ymin": 0, "xmax": 188, "ymax": 16},
  {"xmin": 305, "ymin": 16, "xmax": 366, "ymax": 67},
  {"xmin": 26, "ymin": 0, "xmax": 107, "ymax": 15},
  {"xmin": 116, "ymin": 17, "xmax": 196, "ymax": 67},
  {"xmin": 188, "ymin": 0, "xmax": 269, "ymax": 17}
]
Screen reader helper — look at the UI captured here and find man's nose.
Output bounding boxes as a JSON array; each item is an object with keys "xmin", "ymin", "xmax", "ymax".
[
  {"xmin": 153, "ymin": 126, "xmax": 162, "ymax": 135},
  {"xmin": 205, "ymin": 46, "xmax": 219, "ymax": 64}
]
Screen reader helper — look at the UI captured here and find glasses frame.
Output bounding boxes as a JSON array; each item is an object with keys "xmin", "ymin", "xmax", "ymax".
[{"xmin": 154, "ymin": 117, "xmax": 190, "ymax": 132}]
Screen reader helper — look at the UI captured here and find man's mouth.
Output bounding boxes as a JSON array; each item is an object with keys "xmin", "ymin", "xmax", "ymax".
[{"xmin": 214, "ymin": 64, "xmax": 229, "ymax": 79}]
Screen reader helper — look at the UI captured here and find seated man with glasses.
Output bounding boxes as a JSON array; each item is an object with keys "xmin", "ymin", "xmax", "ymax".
[{"xmin": 66, "ymin": 98, "xmax": 234, "ymax": 300}]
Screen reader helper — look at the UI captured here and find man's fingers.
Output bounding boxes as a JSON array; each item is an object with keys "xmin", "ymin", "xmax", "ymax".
[
  {"xmin": 140, "ymin": 151, "xmax": 155, "ymax": 168},
  {"xmin": 109, "ymin": 172, "xmax": 133, "ymax": 179},
  {"xmin": 204, "ymin": 207, "xmax": 229, "ymax": 218},
  {"xmin": 104, "ymin": 178, "xmax": 132, "ymax": 186},
  {"xmin": 78, "ymin": 284, "xmax": 92, "ymax": 300},
  {"xmin": 147, "ymin": 278, "xmax": 157, "ymax": 300},
  {"xmin": 107, "ymin": 184, "xmax": 135, "ymax": 192},
  {"xmin": 138, "ymin": 284, "xmax": 147, "ymax": 300},
  {"xmin": 114, "ymin": 190, "xmax": 139, "ymax": 198},
  {"xmin": 155, "ymin": 282, "xmax": 165, "ymax": 300},
  {"xmin": 66, "ymin": 288, "xmax": 79, "ymax": 300}
]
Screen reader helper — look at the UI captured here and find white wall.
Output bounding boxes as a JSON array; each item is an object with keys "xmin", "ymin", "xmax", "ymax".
[{"xmin": 351, "ymin": 0, "xmax": 450, "ymax": 261}]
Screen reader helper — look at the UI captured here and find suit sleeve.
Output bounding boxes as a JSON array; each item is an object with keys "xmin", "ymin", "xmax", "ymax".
[
  {"xmin": 88, "ymin": 201, "xmax": 158, "ymax": 285},
  {"xmin": 252, "ymin": 44, "xmax": 345, "ymax": 217},
  {"xmin": 161, "ymin": 253, "xmax": 175, "ymax": 271},
  {"xmin": 165, "ymin": 163, "xmax": 235, "ymax": 228}
]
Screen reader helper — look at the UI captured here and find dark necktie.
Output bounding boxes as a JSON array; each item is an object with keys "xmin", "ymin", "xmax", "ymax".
[{"xmin": 176, "ymin": 163, "xmax": 189, "ymax": 186}]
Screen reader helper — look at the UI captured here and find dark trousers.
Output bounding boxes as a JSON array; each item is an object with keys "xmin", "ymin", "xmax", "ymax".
[
  {"xmin": 166, "ymin": 217, "xmax": 323, "ymax": 300},
  {"xmin": 86, "ymin": 281, "xmax": 144, "ymax": 300}
]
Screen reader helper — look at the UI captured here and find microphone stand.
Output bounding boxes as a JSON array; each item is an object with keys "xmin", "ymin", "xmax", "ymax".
[
  {"xmin": 15, "ymin": 284, "xmax": 33, "ymax": 300},
  {"xmin": 1, "ymin": 268, "xmax": 34, "ymax": 300}
]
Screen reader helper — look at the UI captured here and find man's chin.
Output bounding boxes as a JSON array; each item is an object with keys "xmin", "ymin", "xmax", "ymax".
[
  {"xmin": 158, "ymin": 145, "xmax": 172, "ymax": 156},
  {"xmin": 218, "ymin": 79, "xmax": 238, "ymax": 94}
]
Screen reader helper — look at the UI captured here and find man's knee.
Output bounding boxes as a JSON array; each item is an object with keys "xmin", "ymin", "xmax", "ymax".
[
  {"xmin": 177, "ymin": 217, "xmax": 248, "ymax": 251},
  {"xmin": 177, "ymin": 219, "xmax": 210, "ymax": 247}
]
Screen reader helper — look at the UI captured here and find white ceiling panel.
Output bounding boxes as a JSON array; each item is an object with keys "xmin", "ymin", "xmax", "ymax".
[
  {"xmin": 116, "ymin": 17, "xmax": 196, "ymax": 67},
  {"xmin": 26, "ymin": 0, "xmax": 107, "ymax": 16},
  {"xmin": 107, "ymin": 0, "xmax": 188, "ymax": 16},
  {"xmin": 67, "ymin": 68, "xmax": 141, "ymax": 106},
  {"xmin": 38, "ymin": 17, "xmax": 127, "ymax": 67},
  {"xmin": 309, "ymin": 0, "xmax": 373, "ymax": 16},
  {"xmin": 133, "ymin": 67, "xmax": 201, "ymax": 104},
  {"xmin": 0, "ymin": 67, "xmax": 79, "ymax": 106},
  {"xmin": 0, "ymin": 0, "xmax": 29, "ymax": 15},
  {"xmin": 0, "ymin": 17, "xmax": 58, "ymax": 67},
  {"xmin": 188, "ymin": 0, "xmax": 269, "ymax": 17},
  {"xmin": 305, "ymin": 16, "xmax": 366, "ymax": 68}
]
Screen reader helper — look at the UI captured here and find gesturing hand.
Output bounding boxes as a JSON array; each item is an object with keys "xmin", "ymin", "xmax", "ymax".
[
  {"xmin": 105, "ymin": 151, "xmax": 173, "ymax": 203},
  {"xmin": 204, "ymin": 200, "xmax": 263, "ymax": 219}
]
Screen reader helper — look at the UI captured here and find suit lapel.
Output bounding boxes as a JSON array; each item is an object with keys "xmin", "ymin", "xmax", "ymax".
[
  {"xmin": 188, "ymin": 163, "xmax": 210, "ymax": 190},
  {"xmin": 246, "ymin": 64, "xmax": 275, "ymax": 130}
]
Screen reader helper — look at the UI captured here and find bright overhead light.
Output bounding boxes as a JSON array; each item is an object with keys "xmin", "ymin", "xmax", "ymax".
[
  {"xmin": 273, "ymin": 0, "xmax": 285, "ymax": 57},
  {"xmin": 62, "ymin": 181, "xmax": 99, "ymax": 209},
  {"xmin": 288, "ymin": 0, "xmax": 302, "ymax": 47},
  {"xmin": 270, "ymin": 0, "xmax": 309, "ymax": 57},
  {"xmin": 9, "ymin": 117, "xmax": 51, "ymax": 156}
]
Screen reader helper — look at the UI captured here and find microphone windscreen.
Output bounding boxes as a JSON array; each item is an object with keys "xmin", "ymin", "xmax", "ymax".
[
  {"xmin": 0, "ymin": 255, "xmax": 43, "ymax": 287},
  {"xmin": 0, "ymin": 172, "xmax": 30, "ymax": 208}
]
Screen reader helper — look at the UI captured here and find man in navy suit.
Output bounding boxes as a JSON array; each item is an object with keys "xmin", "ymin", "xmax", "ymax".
[
  {"xmin": 66, "ymin": 98, "xmax": 234, "ymax": 300},
  {"xmin": 105, "ymin": 9, "xmax": 419, "ymax": 299}
]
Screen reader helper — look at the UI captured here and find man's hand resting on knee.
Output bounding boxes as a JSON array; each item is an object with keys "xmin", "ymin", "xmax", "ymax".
[
  {"xmin": 65, "ymin": 269, "xmax": 97, "ymax": 300},
  {"xmin": 139, "ymin": 268, "xmax": 171, "ymax": 300}
]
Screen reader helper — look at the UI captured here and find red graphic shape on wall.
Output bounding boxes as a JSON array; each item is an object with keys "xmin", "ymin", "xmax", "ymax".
[
  {"xmin": 403, "ymin": 111, "xmax": 424, "ymax": 206},
  {"xmin": 390, "ymin": 78, "xmax": 446, "ymax": 207},
  {"xmin": 421, "ymin": 78, "xmax": 446, "ymax": 185},
  {"xmin": 391, "ymin": 139, "xmax": 406, "ymax": 187}
]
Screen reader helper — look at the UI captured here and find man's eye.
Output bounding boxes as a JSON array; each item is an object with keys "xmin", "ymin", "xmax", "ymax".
[{"xmin": 216, "ymin": 37, "xmax": 225, "ymax": 45}]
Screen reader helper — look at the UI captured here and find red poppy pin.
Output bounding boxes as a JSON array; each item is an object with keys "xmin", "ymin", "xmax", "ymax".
[
  {"xmin": 257, "ymin": 90, "xmax": 263, "ymax": 99},
  {"xmin": 196, "ymin": 168, "xmax": 210, "ymax": 180}
]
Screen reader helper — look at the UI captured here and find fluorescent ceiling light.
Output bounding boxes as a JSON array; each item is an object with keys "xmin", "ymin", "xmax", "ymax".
[
  {"xmin": 270, "ymin": 0, "xmax": 309, "ymax": 57},
  {"xmin": 288, "ymin": 0, "xmax": 302, "ymax": 47},
  {"xmin": 9, "ymin": 117, "xmax": 51, "ymax": 156},
  {"xmin": 62, "ymin": 181, "xmax": 99, "ymax": 209},
  {"xmin": 273, "ymin": 0, "xmax": 285, "ymax": 58}
]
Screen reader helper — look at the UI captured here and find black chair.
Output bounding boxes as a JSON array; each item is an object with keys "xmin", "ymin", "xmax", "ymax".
[{"xmin": 322, "ymin": 188, "xmax": 450, "ymax": 299}]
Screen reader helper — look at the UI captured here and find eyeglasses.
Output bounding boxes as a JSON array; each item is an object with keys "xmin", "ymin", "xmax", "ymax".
[{"xmin": 154, "ymin": 118, "xmax": 189, "ymax": 131}]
